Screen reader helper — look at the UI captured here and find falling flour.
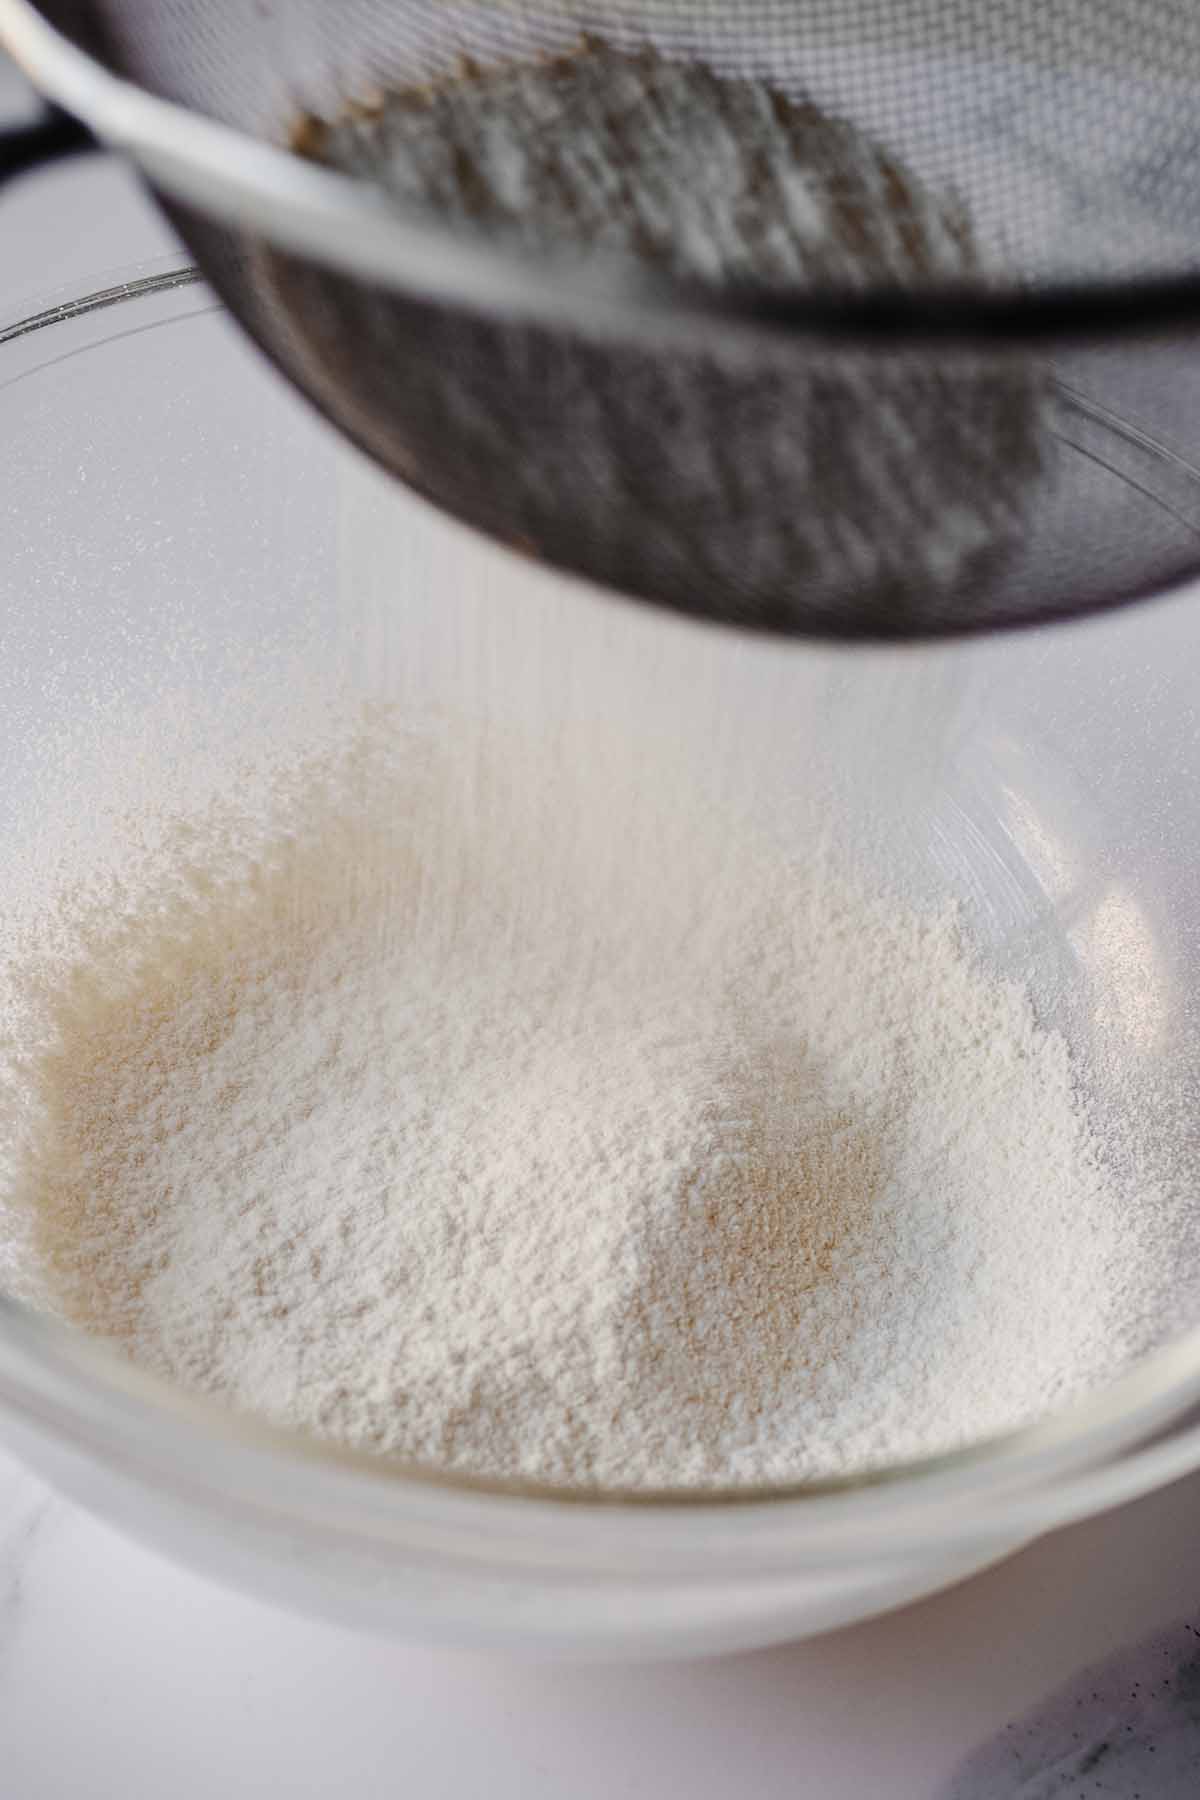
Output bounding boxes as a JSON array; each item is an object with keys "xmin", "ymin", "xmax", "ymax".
[{"xmin": 0, "ymin": 701, "xmax": 1145, "ymax": 1490}]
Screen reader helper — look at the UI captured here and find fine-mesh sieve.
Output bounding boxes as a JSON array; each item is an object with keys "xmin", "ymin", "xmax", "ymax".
[{"xmin": 4, "ymin": 0, "xmax": 1200, "ymax": 639}]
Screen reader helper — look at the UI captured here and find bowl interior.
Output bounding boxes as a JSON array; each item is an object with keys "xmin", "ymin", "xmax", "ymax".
[{"xmin": 2, "ymin": 269, "xmax": 1200, "ymax": 1505}]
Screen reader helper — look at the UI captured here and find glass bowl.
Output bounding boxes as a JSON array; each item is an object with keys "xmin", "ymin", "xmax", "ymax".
[{"xmin": 4, "ymin": 263, "xmax": 1200, "ymax": 1660}]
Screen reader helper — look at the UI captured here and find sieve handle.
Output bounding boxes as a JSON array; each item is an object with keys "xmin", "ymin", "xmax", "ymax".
[{"xmin": 0, "ymin": 102, "xmax": 94, "ymax": 189}]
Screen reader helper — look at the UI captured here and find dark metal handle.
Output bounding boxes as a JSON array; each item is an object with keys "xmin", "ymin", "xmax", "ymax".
[{"xmin": 0, "ymin": 104, "xmax": 96, "ymax": 189}]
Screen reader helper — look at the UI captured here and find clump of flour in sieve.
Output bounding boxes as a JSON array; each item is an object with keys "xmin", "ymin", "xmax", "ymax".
[{"xmin": 263, "ymin": 37, "xmax": 1044, "ymax": 634}]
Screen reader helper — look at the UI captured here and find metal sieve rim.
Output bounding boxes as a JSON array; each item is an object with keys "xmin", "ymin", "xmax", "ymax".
[{"xmin": 5, "ymin": 0, "xmax": 1200, "ymax": 354}]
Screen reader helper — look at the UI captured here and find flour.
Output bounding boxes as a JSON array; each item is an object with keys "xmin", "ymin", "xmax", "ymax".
[
  {"xmin": 0, "ymin": 702, "xmax": 1143, "ymax": 1489},
  {"xmin": 300, "ymin": 38, "xmax": 976, "ymax": 285}
]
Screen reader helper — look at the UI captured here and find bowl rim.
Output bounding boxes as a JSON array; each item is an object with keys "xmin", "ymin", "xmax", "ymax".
[
  {"xmin": 6, "ymin": 1291, "xmax": 1200, "ymax": 1561},
  {"xmin": 4, "ymin": 260, "xmax": 1200, "ymax": 1552},
  {"xmin": 4, "ymin": 0, "xmax": 1200, "ymax": 353}
]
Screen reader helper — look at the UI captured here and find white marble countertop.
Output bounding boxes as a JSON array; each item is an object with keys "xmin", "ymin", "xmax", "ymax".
[{"xmin": 6, "ymin": 51, "xmax": 1200, "ymax": 1800}]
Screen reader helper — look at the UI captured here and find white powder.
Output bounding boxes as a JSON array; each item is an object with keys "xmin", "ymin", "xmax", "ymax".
[{"xmin": 0, "ymin": 700, "xmax": 1145, "ymax": 1489}]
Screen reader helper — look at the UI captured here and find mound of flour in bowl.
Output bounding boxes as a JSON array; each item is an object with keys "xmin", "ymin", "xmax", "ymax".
[{"xmin": 0, "ymin": 703, "xmax": 1140, "ymax": 1489}]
